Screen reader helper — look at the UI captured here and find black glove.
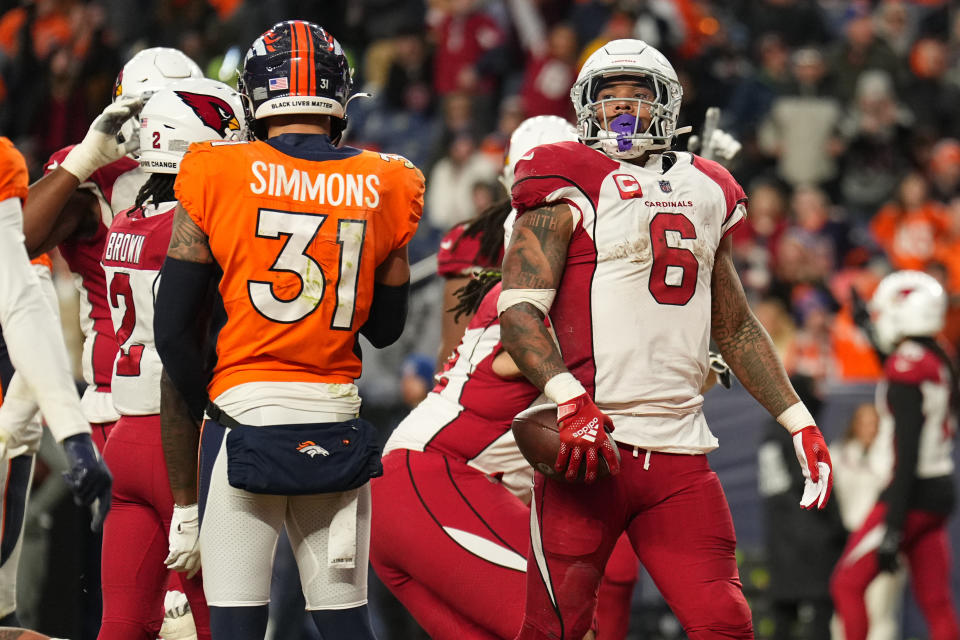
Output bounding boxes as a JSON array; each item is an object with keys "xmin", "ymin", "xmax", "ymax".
[
  {"xmin": 876, "ymin": 529, "xmax": 901, "ymax": 573},
  {"xmin": 62, "ymin": 433, "xmax": 113, "ymax": 532}
]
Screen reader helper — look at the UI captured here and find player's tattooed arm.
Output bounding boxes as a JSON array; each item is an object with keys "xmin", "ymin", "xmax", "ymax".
[
  {"xmin": 711, "ymin": 237, "xmax": 799, "ymax": 416},
  {"xmin": 160, "ymin": 368, "xmax": 200, "ymax": 506},
  {"xmin": 500, "ymin": 203, "xmax": 573, "ymax": 390},
  {"xmin": 168, "ymin": 204, "xmax": 213, "ymax": 263}
]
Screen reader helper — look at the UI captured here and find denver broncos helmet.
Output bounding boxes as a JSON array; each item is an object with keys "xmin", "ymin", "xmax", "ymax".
[
  {"xmin": 138, "ymin": 78, "xmax": 246, "ymax": 174},
  {"xmin": 240, "ymin": 20, "xmax": 356, "ymax": 142}
]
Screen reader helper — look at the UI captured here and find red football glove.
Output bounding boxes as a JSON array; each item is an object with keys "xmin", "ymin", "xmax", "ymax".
[
  {"xmin": 791, "ymin": 425, "xmax": 833, "ymax": 509},
  {"xmin": 556, "ymin": 393, "xmax": 620, "ymax": 483}
]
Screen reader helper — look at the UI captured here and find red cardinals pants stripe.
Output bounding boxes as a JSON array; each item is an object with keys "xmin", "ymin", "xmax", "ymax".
[
  {"xmin": 372, "ymin": 449, "xmax": 641, "ymax": 639},
  {"xmin": 98, "ymin": 415, "xmax": 209, "ymax": 640},
  {"xmin": 831, "ymin": 503, "xmax": 959, "ymax": 640},
  {"xmin": 517, "ymin": 449, "xmax": 753, "ymax": 640},
  {"xmin": 371, "ymin": 449, "xmax": 530, "ymax": 639}
]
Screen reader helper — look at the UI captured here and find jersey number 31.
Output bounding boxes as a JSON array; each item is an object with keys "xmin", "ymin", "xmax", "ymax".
[{"xmin": 248, "ymin": 209, "xmax": 365, "ymax": 327}]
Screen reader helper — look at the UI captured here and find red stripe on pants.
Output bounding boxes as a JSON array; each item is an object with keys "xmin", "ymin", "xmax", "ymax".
[
  {"xmin": 517, "ymin": 449, "xmax": 753, "ymax": 640},
  {"xmin": 831, "ymin": 503, "xmax": 959, "ymax": 640},
  {"xmin": 97, "ymin": 415, "xmax": 210, "ymax": 640}
]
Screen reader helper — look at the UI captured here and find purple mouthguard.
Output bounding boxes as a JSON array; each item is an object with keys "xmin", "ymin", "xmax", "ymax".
[{"xmin": 610, "ymin": 114, "xmax": 638, "ymax": 152}]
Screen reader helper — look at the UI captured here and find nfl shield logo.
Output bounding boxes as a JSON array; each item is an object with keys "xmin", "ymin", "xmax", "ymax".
[{"xmin": 658, "ymin": 180, "xmax": 672, "ymax": 193}]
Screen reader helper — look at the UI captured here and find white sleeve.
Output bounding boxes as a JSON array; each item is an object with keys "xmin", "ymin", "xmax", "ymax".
[{"xmin": 0, "ymin": 197, "xmax": 90, "ymax": 443}]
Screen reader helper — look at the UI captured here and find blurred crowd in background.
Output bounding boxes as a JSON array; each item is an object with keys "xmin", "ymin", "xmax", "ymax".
[
  {"xmin": 2, "ymin": 0, "xmax": 960, "ymax": 637},
  {"xmin": 5, "ymin": 0, "xmax": 960, "ymax": 392}
]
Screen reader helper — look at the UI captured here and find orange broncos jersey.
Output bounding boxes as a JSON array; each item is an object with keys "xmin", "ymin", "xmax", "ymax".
[
  {"xmin": 0, "ymin": 136, "xmax": 28, "ymax": 203},
  {"xmin": 175, "ymin": 138, "xmax": 424, "ymax": 399}
]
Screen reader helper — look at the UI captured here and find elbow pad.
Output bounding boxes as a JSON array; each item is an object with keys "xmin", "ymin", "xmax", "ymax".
[{"xmin": 361, "ymin": 280, "xmax": 409, "ymax": 348}]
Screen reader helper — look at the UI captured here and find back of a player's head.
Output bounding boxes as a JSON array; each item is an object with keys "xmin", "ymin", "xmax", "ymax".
[
  {"xmin": 113, "ymin": 47, "xmax": 205, "ymax": 155},
  {"xmin": 137, "ymin": 78, "xmax": 246, "ymax": 175},
  {"xmin": 870, "ymin": 269, "xmax": 947, "ymax": 352},
  {"xmin": 114, "ymin": 47, "xmax": 204, "ymax": 103},
  {"xmin": 239, "ymin": 20, "xmax": 362, "ymax": 142},
  {"xmin": 500, "ymin": 115, "xmax": 578, "ymax": 193}
]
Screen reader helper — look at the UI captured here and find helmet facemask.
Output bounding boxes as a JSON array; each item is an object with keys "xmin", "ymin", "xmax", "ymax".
[{"xmin": 572, "ymin": 69, "xmax": 682, "ymax": 159}]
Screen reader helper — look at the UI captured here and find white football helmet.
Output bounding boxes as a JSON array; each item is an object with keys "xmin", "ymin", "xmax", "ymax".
[
  {"xmin": 501, "ymin": 116, "xmax": 579, "ymax": 248},
  {"xmin": 500, "ymin": 115, "xmax": 578, "ymax": 192},
  {"xmin": 114, "ymin": 47, "xmax": 204, "ymax": 154},
  {"xmin": 571, "ymin": 39, "xmax": 683, "ymax": 159},
  {"xmin": 870, "ymin": 270, "xmax": 947, "ymax": 353},
  {"xmin": 138, "ymin": 78, "xmax": 245, "ymax": 174}
]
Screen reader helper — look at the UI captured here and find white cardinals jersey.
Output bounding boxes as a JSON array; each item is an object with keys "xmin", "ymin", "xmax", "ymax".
[
  {"xmin": 877, "ymin": 339, "xmax": 956, "ymax": 479},
  {"xmin": 510, "ymin": 142, "xmax": 745, "ymax": 453},
  {"xmin": 101, "ymin": 202, "xmax": 174, "ymax": 415},
  {"xmin": 384, "ymin": 283, "xmax": 545, "ymax": 498},
  {"xmin": 45, "ymin": 148, "xmax": 145, "ymax": 423}
]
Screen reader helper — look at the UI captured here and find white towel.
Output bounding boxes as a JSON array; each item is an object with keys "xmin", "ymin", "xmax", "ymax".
[{"xmin": 327, "ymin": 490, "xmax": 359, "ymax": 568}]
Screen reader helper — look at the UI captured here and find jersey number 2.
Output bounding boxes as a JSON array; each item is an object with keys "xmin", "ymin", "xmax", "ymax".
[
  {"xmin": 649, "ymin": 212, "xmax": 698, "ymax": 306},
  {"xmin": 108, "ymin": 272, "xmax": 145, "ymax": 376},
  {"xmin": 248, "ymin": 209, "xmax": 366, "ymax": 326}
]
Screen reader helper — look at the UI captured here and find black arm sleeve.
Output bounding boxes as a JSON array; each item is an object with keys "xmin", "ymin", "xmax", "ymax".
[
  {"xmin": 360, "ymin": 280, "xmax": 409, "ymax": 348},
  {"xmin": 154, "ymin": 257, "xmax": 216, "ymax": 421},
  {"xmin": 883, "ymin": 381, "xmax": 924, "ymax": 533}
]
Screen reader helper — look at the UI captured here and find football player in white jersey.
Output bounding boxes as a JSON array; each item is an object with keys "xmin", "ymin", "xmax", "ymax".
[
  {"xmin": 18, "ymin": 47, "xmax": 203, "ymax": 452},
  {"xmin": 831, "ymin": 271, "xmax": 958, "ymax": 640},
  {"xmin": 373, "ymin": 115, "xmax": 641, "ymax": 640},
  {"xmin": 97, "ymin": 77, "xmax": 245, "ymax": 640},
  {"xmin": 498, "ymin": 39, "xmax": 834, "ymax": 639}
]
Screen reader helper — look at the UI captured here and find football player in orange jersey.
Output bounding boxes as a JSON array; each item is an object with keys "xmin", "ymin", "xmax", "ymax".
[{"xmin": 154, "ymin": 20, "xmax": 423, "ymax": 640}]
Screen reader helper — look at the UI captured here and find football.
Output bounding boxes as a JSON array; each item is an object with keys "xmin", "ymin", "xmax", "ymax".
[
  {"xmin": 511, "ymin": 403, "xmax": 620, "ymax": 482},
  {"xmin": 0, "ymin": 628, "xmax": 55, "ymax": 640}
]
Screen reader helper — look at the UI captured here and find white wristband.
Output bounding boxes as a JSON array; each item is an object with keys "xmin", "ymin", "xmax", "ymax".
[
  {"xmin": 497, "ymin": 288, "xmax": 556, "ymax": 317},
  {"xmin": 776, "ymin": 402, "xmax": 816, "ymax": 434},
  {"xmin": 544, "ymin": 372, "xmax": 586, "ymax": 405}
]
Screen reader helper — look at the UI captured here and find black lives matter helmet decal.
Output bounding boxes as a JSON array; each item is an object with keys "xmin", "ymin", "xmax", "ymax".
[{"xmin": 239, "ymin": 20, "xmax": 353, "ymax": 127}]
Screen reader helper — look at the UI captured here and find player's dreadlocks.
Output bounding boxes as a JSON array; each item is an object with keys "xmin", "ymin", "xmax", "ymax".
[
  {"xmin": 449, "ymin": 269, "xmax": 503, "ymax": 322},
  {"xmin": 133, "ymin": 173, "xmax": 177, "ymax": 211},
  {"xmin": 445, "ymin": 195, "xmax": 513, "ymax": 321},
  {"xmin": 455, "ymin": 196, "xmax": 512, "ymax": 267}
]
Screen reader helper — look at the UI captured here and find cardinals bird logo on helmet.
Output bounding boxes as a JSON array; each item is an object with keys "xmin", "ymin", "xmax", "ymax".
[
  {"xmin": 138, "ymin": 78, "xmax": 246, "ymax": 174},
  {"xmin": 176, "ymin": 91, "xmax": 242, "ymax": 137}
]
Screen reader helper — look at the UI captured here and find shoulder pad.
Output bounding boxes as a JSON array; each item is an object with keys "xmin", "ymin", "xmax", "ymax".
[
  {"xmin": 690, "ymin": 154, "xmax": 747, "ymax": 221},
  {"xmin": 885, "ymin": 340, "xmax": 943, "ymax": 385},
  {"xmin": 511, "ymin": 141, "xmax": 616, "ymax": 214},
  {"xmin": 437, "ymin": 223, "xmax": 472, "ymax": 277},
  {"xmin": 469, "ymin": 282, "xmax": 503, "ymax": 328},
  {"xmin": 44, "ymin": 145, "xmax": 75, "ymax": 175}
]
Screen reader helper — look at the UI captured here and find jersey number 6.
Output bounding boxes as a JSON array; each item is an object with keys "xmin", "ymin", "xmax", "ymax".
[
  {"xmin": 248, "ymin": 208, "xmax": 366, "ymax": 326},
  {"xmin": 648, "ymin": 212, "xmax": 698, "ymax": 306}
]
